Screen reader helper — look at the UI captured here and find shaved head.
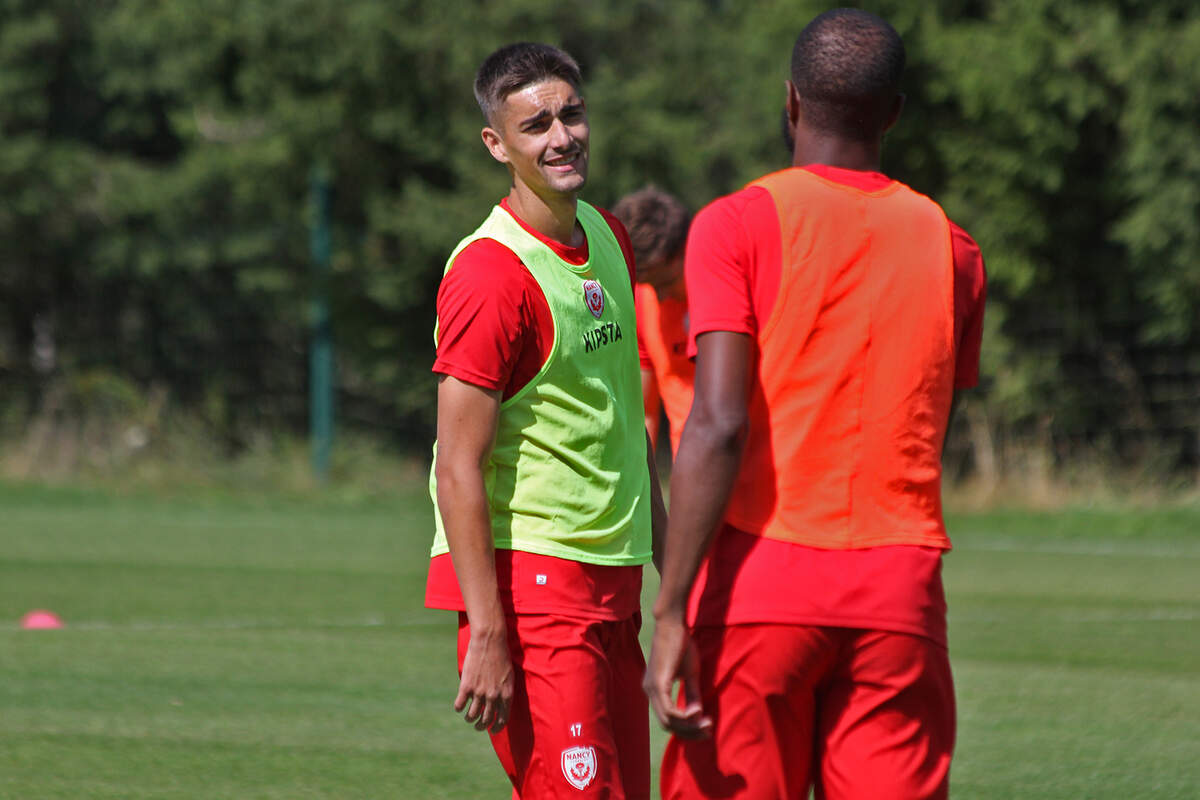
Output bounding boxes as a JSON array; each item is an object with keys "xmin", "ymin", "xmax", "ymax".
[{"xmin": 790, "ymin": 8, "xmax": 905, "ymax": 141}]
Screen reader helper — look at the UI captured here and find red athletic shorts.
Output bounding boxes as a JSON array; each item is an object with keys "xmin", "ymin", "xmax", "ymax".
[
  {"xmin": 457, "ymin": 612, "xmax": 651, "ymax": 799},
  {"xmin": 660, "ymin": 624, "xmax": 955, "ymax": 800}
]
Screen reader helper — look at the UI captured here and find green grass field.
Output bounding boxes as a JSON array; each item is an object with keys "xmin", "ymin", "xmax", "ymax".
[{"xmin": 1, "ymin": 480, "xmax": 1197, "ymax": 798}]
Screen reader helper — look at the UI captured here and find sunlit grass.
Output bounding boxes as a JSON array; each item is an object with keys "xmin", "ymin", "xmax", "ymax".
[{"xmin": 0, "ymin": 482, "xmax": 1196, "ymax": 797}]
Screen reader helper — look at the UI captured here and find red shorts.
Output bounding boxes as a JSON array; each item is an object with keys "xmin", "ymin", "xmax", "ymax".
[
  {"xmin": 458, "ymin": 612, "xmax": 651, "ymax": 799},
  {"xmin": 661, "ymin": 625, "xmax": 955, "ymax": 800}
]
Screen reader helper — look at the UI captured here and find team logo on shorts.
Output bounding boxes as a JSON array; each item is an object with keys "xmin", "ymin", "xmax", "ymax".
[
  {"xmin": 582, "ymin": 280, "xmax": 604, "ymax": 319},
  {"xmin": 561, "ymin": 745, "xmax": 597, "ymax": 790}
]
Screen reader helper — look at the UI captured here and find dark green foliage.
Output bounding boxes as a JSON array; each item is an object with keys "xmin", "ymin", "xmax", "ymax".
[{"xmin": 1, "ymin": 1, "xmax": 1199, "ymax": 473}]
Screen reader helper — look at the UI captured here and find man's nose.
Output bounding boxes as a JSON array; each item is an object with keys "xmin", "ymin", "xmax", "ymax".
[{"xmin": 548, "ymin": 118, "xmax": 572, "ymax": 148}]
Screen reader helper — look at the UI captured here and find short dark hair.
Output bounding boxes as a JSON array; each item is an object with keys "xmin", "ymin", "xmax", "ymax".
[
  {"xmin": 612, "ymin": 186, "xmax": 690, "ymax": 277},
  {"xmin": 791, "ymin": 9, "xmax": 905, "ymax": 141},
  {"xmin": 474, "ymin": 42, "xmax": 582, "ymax": 124}
]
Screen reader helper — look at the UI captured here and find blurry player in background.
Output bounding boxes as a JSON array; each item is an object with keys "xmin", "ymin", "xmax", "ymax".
[
  {"xmin": 613, "ymin": 187, "xmax": 694, "ymax": 458},
  {"xmin": 425, "ymin": 42, "xmax": 665, "ymax": 799},
  {"xmin": 645, "ymin": 9, "xmax": 986, "ymax": 799}
]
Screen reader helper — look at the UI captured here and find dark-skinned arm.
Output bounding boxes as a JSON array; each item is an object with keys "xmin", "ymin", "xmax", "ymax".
[
  {"xmin": 644, "ymin": 331, "xmax": 753, "ymax": 736},
  {"xmin": 434, "ymin": 375, "xmax": 514, "ymax": 734}
]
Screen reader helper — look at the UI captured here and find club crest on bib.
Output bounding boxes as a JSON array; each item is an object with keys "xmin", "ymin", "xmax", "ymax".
[
  {"xmin": 561, "ymin": 745, "xmax": 597, "ymax": 790},
  {"xmin": 582, "ymin": 279, "xmax": 604, "ymax": 319}
]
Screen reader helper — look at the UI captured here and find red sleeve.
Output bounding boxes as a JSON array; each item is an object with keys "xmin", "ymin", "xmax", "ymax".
[
  {"xmin": 432, "ymin": 238, "xmax": 551, "ymax": 400},
  {"xmin": 434, "ymin": 206, "xmax": 641, "ymax": 400},
  {"xmin": 634, "ymin": 283, "xmax": 656, "ymax": 370},
  {"xmin": 949, "ymin": 221, "xmax": 987, "ymax": 390},
  {"xmin": 684, "ymin": 186, "xmax": 780, "ymax": 356},
  {"xmin": 598, "ymin": 207, "xmax": 651, "ymax": 367}
]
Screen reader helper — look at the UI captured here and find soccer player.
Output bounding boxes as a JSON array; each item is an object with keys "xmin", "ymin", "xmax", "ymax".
[
  {"xmin": 644, "ymin": 9, "xmax": 986, "ymax": 800},
  {"xmin": 424, "ymin": 42, "xmax": 665, "ymax": 799},
  {"xmin": 613, "ymin": 187, "xmax": 694, "ymax": 457}
]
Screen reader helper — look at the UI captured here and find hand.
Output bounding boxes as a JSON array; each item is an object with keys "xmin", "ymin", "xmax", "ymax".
[
  {"xmin": 643, "ymin": 614, "xmax": 712, "ymax": 739},
  {"xmin": 455, "ymin": 624, "xmax": 515, "ymax": 733}
]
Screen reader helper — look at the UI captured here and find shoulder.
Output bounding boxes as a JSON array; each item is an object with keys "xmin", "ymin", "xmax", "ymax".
[
  {"xmin": 634, "ymin": 281, "xmax": 657, "ymax": 304},
  {"xmin": 591, "ymin": 204, "xmax": 637, "ymax": 282},
  {"xmin": 690, "ymin": 184, "xmax": 776, "ymax": 254},
  {"xmin": 946, "ymin": 220, "xmax": 987, "ymax": 285},
  {"xmin": 948, "ymin": 221, "xmax": 983, "ymax": 260},
  {"xmin": 440, "ymin": 238, "xmax": 538, "ymax": 308},
  {"xmin": 634, "ymin": 281, "xmax": 660, "ymax": 318},
  {"xmin": 594, "ymin": 205, "xmax": 634, "ymax": 255},
  {"xmin": 593, "ymin": 205, "xmax": 626, "ymax": 237},
  {"xmin": 891, "ymin": 184, "xmax": 987, "ymax": 287},
  {"xmin": 448, "ymin": 237, "xmax": 523, "ymax": 277},
  {"xmin": 695, "ymin": 184, "xmax": 774, "ymax": 227}
]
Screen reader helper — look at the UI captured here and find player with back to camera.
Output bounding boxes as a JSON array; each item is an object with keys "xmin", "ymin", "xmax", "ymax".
[
  {"xmin": 613, "ymin": 187, "xmax": 695, "ymax": 459},
  {"xmin": 645, "ymin": 9, "xmax": 987, "ymax": 800},
  {"xmin": 424, "ymin": 42, "xmax": 666, "ymax": 799}
]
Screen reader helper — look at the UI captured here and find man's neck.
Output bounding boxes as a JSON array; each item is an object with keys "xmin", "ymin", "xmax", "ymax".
[
  {"xmin": 506, "ymin": 184, "xmax": 583, "ymax": 247},
  {"xmin": 791, "ymin": 130, "xmax": 883, "ymax": 173}
]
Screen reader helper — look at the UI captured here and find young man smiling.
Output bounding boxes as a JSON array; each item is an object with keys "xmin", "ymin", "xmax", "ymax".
[{"xmin": 425, "ymin": 42, "xmax": 665, "ymax": 799}]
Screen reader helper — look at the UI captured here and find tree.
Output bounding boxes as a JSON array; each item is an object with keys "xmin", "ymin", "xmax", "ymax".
[{"xmin": 2, "ymin": 0, "xmax": 1199, "ymax": 480}]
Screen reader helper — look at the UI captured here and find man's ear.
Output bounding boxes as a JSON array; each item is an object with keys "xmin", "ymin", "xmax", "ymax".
[
  {"xmin": 481, "ymin": 126, "xmax": 508, "ymax": 165},
  {"xmin": 883, "ymin": 93, "xmax": 905, "ymax": 134},
  {"xmin": 785, "ymin": 80, "xmax": 802, "ymax": 134}
]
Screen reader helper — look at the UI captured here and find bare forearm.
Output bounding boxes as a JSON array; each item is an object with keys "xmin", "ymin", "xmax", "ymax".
[
  {"xmin": 437, "ymin": 464, "xmax": 505, "ymax": 633},
  {"xmin": 434, "ymin": 375, "xmax": 512, "ymax": 732}
]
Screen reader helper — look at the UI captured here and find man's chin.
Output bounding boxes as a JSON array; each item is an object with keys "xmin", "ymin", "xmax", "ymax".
[
  {"xmin": 546, "ymin": 173, "xmax": 587, "ymax": 196},
  {"xmin": 557, "ymin": 167, "xmax": 587, "ymax": 187}
]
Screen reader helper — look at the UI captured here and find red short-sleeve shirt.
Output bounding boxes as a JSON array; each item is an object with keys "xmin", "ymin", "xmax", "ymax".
[
  {"xmin": 432, "ymin": 198, "xmax": 646, "ymax": 400},
  {"xmin": 685, "ymin": 164, "xmax": 986, "ymax": 389},
  {"xmin": 634, "ymin": 284, "xmax": 694, "ymax": 456},
  {"xmin": 426, "ymin": 199, "xmax": 646, "ymax": 617},
  {"xmin": 683, "ymin": 165, "xmax": 987, "ymax": 644}
]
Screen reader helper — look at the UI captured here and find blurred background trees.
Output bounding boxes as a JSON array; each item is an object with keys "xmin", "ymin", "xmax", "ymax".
[{"xmin": 2, "ymin": 0, "xmax": 1199, "ymax": 486}]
